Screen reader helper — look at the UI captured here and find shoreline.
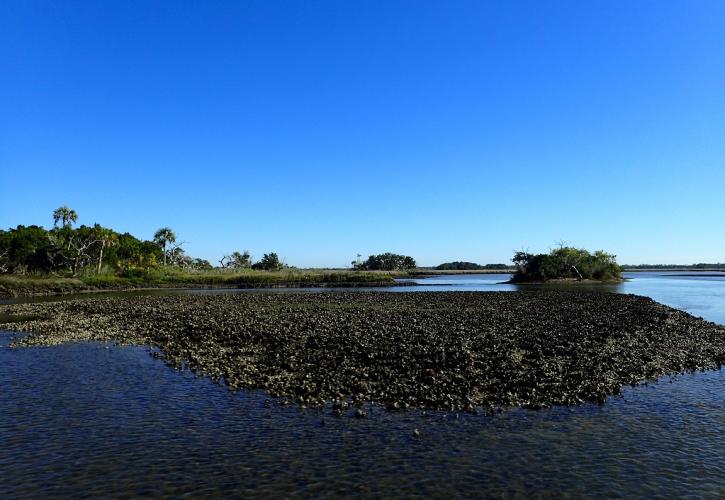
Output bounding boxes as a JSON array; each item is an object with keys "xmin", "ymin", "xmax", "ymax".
[
  {"xmin": 623, "ymin": 268, "xmax": 725, "ymax": 272},
  {"xmin": 3, "ymin": 267, "xmax": 723, "ymax": 299},
  {"xmin": 505, "ymin": 278, "xmax": 627, "ymax": 285},
  {"xmin": 0, "ymin": 279, "xmax": 417, "ymax": 300},
  {"xmin": 405, "ymin": 269, "xmax": 514, "ymax": 277},
  {"xmin": 0, "ymin": 270, "xmax": 416, "ymax": 299}
]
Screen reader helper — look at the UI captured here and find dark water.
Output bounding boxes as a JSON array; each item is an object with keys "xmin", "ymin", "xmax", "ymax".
[{"xmin": 1, "ymin": 272, "xmax": 724, "ymax": 497}]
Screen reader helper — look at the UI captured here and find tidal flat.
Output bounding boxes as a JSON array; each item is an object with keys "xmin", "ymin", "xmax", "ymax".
[{"xmin": 2, "ymin": 291, "xmax": 724, "ymax": 412}]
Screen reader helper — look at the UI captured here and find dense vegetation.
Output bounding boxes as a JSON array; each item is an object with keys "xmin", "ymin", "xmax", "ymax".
[
  {"xmin": 435, "ymin": 262, "xmax": 510, "ymax": 271},
  {"xmin": 0, "ymin": 207, "xmax": 300, "ymax": 278},
  {"xmin": 0, "ymin": 207, "xmax": 404, "ymax": 296},
  {"xmin": 353, "ymin": 253, "xmax": 416, "ymax": 271},
  {"xmin": 512, "ymin": 246, "xmax": 622, "ymax": 282},
  {"xmin": 252, "ymin": 252, "xmax": 285, "ymax": 271},
  {"xmin": 0, "ymin": 223, "xmax": 169, "ymax": 276}
]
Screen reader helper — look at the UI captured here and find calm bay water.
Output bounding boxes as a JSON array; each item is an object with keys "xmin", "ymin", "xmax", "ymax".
[
  {"xmin": 398, "ymin": 271, "xmax": 725, "ymax": 326},
  {"xmin": 1, "ymin": 272, "xmax": 724, "ymax": 497}
]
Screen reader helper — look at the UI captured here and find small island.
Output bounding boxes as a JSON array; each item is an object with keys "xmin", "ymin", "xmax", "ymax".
[{"xmin": 510, "ymin": 246, "xmax": 623, "ymax": 283}]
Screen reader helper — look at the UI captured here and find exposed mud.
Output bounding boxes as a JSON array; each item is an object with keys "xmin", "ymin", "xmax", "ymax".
[{"xmin": 2, "ymin": 291, "xmax": 723, "ymax": 412}]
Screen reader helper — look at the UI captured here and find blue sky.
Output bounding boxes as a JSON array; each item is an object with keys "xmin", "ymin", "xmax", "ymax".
[{"xmin": 2, "ymin": 1, "xmax": 724, "ymax": 267}]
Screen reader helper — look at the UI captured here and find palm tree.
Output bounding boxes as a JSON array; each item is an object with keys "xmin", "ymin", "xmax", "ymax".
[
  {"xmin": 53, "ymin": 206, "xmax": 78, "ymax": 228},
  {"xmin": 153, "ymin": 227, "xmax": 176, "ymax": 266},
  {"xmin": 95, "ymin": 226, "xmax": 118, "ymax": 274}
]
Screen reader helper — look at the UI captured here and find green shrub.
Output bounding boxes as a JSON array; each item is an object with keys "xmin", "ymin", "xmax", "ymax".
[{"xmin": 512, "ymin": 247, "xmax": 622, "ymax": 282}]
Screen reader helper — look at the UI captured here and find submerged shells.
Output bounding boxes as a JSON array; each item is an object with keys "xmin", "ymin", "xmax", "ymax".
[{"xmin": 2, "ymin": 291, "xmax": 724, "ymax": 411}]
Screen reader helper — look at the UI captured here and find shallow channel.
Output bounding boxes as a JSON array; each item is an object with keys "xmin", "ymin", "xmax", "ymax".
[{"xmin": 1, "ymin": 271, "xmax": 724, "ymax": 497}]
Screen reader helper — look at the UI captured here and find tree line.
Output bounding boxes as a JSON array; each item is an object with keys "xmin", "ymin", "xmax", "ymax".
[
  {"xmin": 0, "ymin": 207, "xmax": 288, "ymax": 276},
  {"xmin": 2, "ymin": 208, "xmax": 641, "ymax": 280},
  {"xmin": 622, "ymin": 263, "xmax": 725, "ymax": 270},
  {"xmin": 351, "ymin": 253, "xmax": 417, "ymax": 271},
  {"xmin": 435, "ymin": 261, "xmax": 511, "ymax": 271}
]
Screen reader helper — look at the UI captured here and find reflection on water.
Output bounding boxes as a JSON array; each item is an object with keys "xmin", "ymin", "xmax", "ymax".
[{"xmin": 1, "ymin": 271, "xmax": 724, "ymax": 496}]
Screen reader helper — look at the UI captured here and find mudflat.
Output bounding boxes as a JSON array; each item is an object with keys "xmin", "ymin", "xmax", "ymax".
[{"xmin": 3, "ymin": 291, "xmax": 724, "ymax": 413}]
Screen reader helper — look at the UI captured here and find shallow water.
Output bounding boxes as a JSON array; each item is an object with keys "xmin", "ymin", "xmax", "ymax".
[
  {"xmin": 1, "ymin": 271, "xmax": 724, "ymax": 497},
  {"xmin": 4, "ymin": 272, "xmax": 725, "ymax": 326},
  {"xmin": 399, "ymin": 271, "xmax": 725, "ymax": 325}
]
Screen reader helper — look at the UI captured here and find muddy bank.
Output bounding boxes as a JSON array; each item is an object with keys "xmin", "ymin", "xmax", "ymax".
[{"xmin": 2, "ymin": 291, "xmax": 723, "ymax": 412}]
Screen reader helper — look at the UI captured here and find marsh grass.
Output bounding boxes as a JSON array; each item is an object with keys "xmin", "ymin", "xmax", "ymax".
[{"xmin": 0, "ymin": 268, "xmax": 399, "ymax": 297}]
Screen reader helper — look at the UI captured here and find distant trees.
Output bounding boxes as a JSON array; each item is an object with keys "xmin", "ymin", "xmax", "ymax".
[
  {"xmin": 435, "ymin": 261, "xmax": 510, "ymax": 271},
  {"xmin": 0, "ymin": 210, "xmax": 294, "ymax": 277},
  {"xmin": 512, "ymin": 246, "xmax": 622, "ymax": 282},
  {"xmin": 52, "ymin": 206, "xmax": 78, "ymax": 228},
  {"xmin": 0, "ymin": 208, "xmax": 169, "ymax": 276},
  {"xmin": 220, "ymin": 251, "xmax": 252, "ymax": 270},
  {"xmin": 191, "ymin": 258, "xmax": 213, "ymax": 271},
  {"xmin": 252, "ymin": 252, "xmax": 284, "ymax": 271},
  {"xmin": 354, "ymin": 253, "xmax": 417, "ymax": 271},
  {"xmin": 219, "ymin": 251, "xmax": 293, "ymax": 272},
  {"xmin": 622, "ymin": 263, "xmax": 725, "ymax": 270},
  {"xmin": 0, "ymin": 207, "xmax": 240, "ymax": 277}
]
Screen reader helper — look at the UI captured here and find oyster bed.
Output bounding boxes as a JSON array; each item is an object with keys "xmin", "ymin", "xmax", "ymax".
[{"xmin": 2, "ymin": 291, "xmax": 724, "ymax": 412}]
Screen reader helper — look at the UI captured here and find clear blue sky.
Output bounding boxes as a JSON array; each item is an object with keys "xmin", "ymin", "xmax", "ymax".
[{"xmin": 2, "ymin": 1, "xmax": 724, "ymax": 267}]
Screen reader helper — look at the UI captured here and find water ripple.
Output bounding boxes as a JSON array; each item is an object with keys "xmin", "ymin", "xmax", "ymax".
[{"xmin": 1, "ymin": 332, "xmax": 724, "ymax": 497}]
